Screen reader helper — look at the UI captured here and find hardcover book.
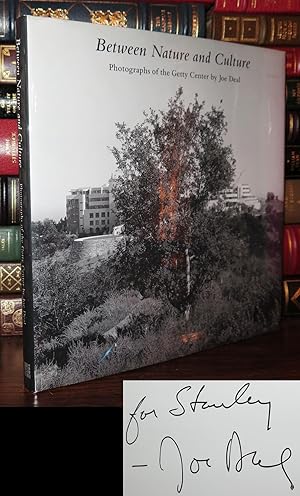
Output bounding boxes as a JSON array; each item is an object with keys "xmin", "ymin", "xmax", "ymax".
[{"xmin": 17, "ymin": 16, "xmax": 285, "ymax": 392}]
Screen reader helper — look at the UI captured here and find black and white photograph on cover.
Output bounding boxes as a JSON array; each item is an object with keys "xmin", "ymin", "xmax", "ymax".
[{"xmin": 31, "ymin": 87, "xmax": 283, "ymax": 391}]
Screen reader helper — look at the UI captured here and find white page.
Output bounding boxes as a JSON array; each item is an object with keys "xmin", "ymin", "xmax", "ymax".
[{"xmin": 124, "ymin": 380, "xmax": 299, "ymax": 495}]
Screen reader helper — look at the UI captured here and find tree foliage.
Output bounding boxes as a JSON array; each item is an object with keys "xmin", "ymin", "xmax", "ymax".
[{"xmin": 110, "ymin": 89, "xmax": 240, "ymax": 310}]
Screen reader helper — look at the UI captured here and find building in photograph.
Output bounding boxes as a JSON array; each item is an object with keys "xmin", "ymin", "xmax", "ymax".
[
  {"xmin": 222, "ymin": 184, "xmax": 261, "ymax": 211},
  {"xmin": 66, "ymin": 177, "xmax": 118, "ymax": 235}
]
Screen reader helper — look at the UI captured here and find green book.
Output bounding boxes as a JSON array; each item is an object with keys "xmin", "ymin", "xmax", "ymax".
[{"xmin": 0, "ymin": 226, "xmax": 21, "ymax": 261}]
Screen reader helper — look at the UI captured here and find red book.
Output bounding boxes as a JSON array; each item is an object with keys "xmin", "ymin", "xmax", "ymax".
[
  {"xmin": 283, "ymin": 224, "xmax": 300, "ymax": 275},
  {"xmin": 214, "ymin": 0, "xmax": 300, "ymax": 13},
  {"xmin": 0, "ymin": 119, "xmax": 18, "ymax": 175},
  {"xmin": 271, "ymin": 48, "xmax": 300, "ymax": 77},
  {"xmin": 149, "ymin": 0, "xmax": 214, "ymax": 2}
]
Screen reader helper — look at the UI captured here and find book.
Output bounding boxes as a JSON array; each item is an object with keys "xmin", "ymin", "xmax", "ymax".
[
  {"xmin": 286, "ymin": 146, "xmax": 300, "ymax": 177},
  {"xmin": 283, "ymin": 278, "xmax": 300, "ymax": 315},
  {"xmin": 284, "ymin": 179, "xmax": 300, "ymax": 223},
  {"xmin": 0, "ymin": 84, "xmax": 17, "ymax": 117},
  {"xmin": 214, "ymin": 0, "xmax": 300, "ymax": 14},
  {"xmin": 17, "ymin": 16, "xmax": 285, "ymax": 392},
  {"xmin": 0, "ymin": 119, "xmax": 19, "ymax": 175},
  {"xmin": 0, "ymin": 177, "xmax": 20, "ymax": 225},
  {"xmin": 207, "ymin": 13, "xmax": 300, "ymax": 45},
  {"xmin": 0, "ymin": 44, "xmax": 16, "ymax": 83},
  {"xmin": 283, "ymin": 224, "xmax": 300, "ymax": 274},
  {"xmin": 0, "ymin": 295, "xmax": 22, "ymax": 335},
  {"xmin": 286, "ymin": 80, "xmax": 300, "ymax": 108},
  {"xmin": 0, "ymin": 263, "xmax": 21, "ymax": 293},
  {"xmin": 266, "ymin": 47, "xmax": 300, "ymax": 77},
  {"xmin": 0, "ymin": 226, "xmax": 21, "ymax": 261},
  {"xmin": 0, "ymin": 0, "xmax": 16, "ymax": 42},
  {"xmin": 17, "ymin": 1, "xmax": 206, "ymax": 37}
]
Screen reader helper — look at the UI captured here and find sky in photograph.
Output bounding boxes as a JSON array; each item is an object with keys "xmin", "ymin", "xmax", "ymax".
[{"xmin": 26, "ymin": 19, "xmax": 285, "ymax": 221}]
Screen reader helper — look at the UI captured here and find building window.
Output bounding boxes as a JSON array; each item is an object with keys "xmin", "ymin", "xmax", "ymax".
[
  {"xmin": 90, "ymin": 213, "xmax": 94, "ymax": 218},
  {"xmin": 101, "ymin": 212, "xmax": 105, "ymax": 217},
  {"xmin": 101, "ymin": 220, "xmax": 105, "ymax": 225},
  {"xmin": 107, "ymin": 212, "xmax": 110, "ymax": 217},
  {"xmin": 90, "ymin": 221, "xmax": 93, "ymax": 226},
  {"xmin": 90, "ymin": 227, "xmax": 93, "ymax": 233},
  {"xmin": 95, "ymin": 213, "xmax": 99, "ymax": 218},
  {"xmin": 95, "ymin": 220, "xmax": 99, "ymax": 226}
]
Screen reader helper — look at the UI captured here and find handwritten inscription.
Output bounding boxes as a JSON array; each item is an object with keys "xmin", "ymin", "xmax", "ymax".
[{"xmin": 124, "ymin": 382, "xmax": 296, "ymax": 495}]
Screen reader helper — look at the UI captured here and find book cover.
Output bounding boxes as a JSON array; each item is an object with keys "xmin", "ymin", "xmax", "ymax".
[{"xmin": 17, "ymin": 16, "xmax": 285, "ymax": 392}]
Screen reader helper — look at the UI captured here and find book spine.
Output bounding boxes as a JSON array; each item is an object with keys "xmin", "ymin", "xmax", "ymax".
[
  {"xmin": 286, "ymin": 79, "xmax": 300, "ymax": 108},
  {"xmin": 0, "ymin": 263, "xmax": 21, "ymax": 294},
  {"xmin": 247, "ymin": 0, "xmax": 300, "ymax": 14},
  {"xmin": 17, "ymin": 2, "xmax": 206, "ymax": 38},
  {"xmin": 214, "ymin": 0, "xmax": 248, "ymax": 12},
  {"xmin": 0, "ymin": 0, "xmax": 16, "ymax": 42},
  {"xmin": 273, "ymin": 47, "xmax": 300, "ymax": 77},
  {"xmin": 284, "ymin": 178, "xmax": 300, "ymax": 223},
  {"xmin": 0, "ymin": 226, "xmax": 21, "ymax": 261},
  {"xmin": 283, "ymin": 278, "xmax": 300, "ymax": 315},
  {"xmin": 16, "ymin": 17, "xmax": 35, "ymax": 391},
  {"xmin": 18, "ymin": 1, "xmax": 147, "ymax": 30},
  {"xmin": 0, "ymin": 177, "xmax": 20, "ymax": 225},
  {"xmin": 214, "ymin": 0, "xmax": 300, "ymax": 13},
  {"xmin": 286, "ymin": 146, "xmax": 300, "ymax": 177},
  {"xmin": 283, "ymin": 224, "xmax": 300, "ymax": 274},
  {"xmin": 0, "ymin": 85, "xmax": 17, "ymax": 118},
  {"xmin": 286, "ymin": 110, "xmax": 300, "ymax": 145},
  {"xmin": 207, "ymin": 13, "xmax": 300, "ymax": 45},
  {"xmin": 0, "ymin": 44, "xmax": 16, "ymax": 83},
  {"xmin": 0, "ymin": 295, "xmax": 22, "ymax": 335},
  {"xmin": 0, "ymin": 119, "xmax": 18, "ymax": 175}
]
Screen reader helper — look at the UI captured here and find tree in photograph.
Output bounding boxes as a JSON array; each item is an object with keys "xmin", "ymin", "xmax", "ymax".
[{"xmin": 111, "ymin": 88, "xmax": 239, "ymax": 318}]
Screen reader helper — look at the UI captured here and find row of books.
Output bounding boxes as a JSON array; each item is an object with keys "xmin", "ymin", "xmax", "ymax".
[{"xmin": 0, "ymin": 39, "xmax": 22, "ymax": 335}]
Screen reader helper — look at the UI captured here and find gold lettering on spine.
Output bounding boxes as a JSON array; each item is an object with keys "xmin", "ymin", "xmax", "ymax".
[
  {"xmin": 283, "ymin": 281, "xmax": 290, "ymax": 311},
  {"xmin": 152, "ymin": 10, "xmax": 173, "ymax": 33},
  {"xmin": 288, "ymin": 112, "xmax": 294, "ymax": 142},
  {"xmin": 276, "ymin": 19, "xmax": 298, "ymax": 41},
  {"xmin": 191, "ymin": 6, "xmax": 199, "ymax": 38},
  {"xmin": 31, "ymin": 8, "xmax": 69, "ymax": 19},
  {"xmin": 90, "ymin": 10, "xmax": 127, "ymax": 27}
]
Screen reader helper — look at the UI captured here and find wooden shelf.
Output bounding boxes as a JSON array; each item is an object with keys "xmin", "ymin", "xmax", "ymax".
[{"xmin": 0, "ymin": 318, "xmax": 299, "ymax": 407}]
